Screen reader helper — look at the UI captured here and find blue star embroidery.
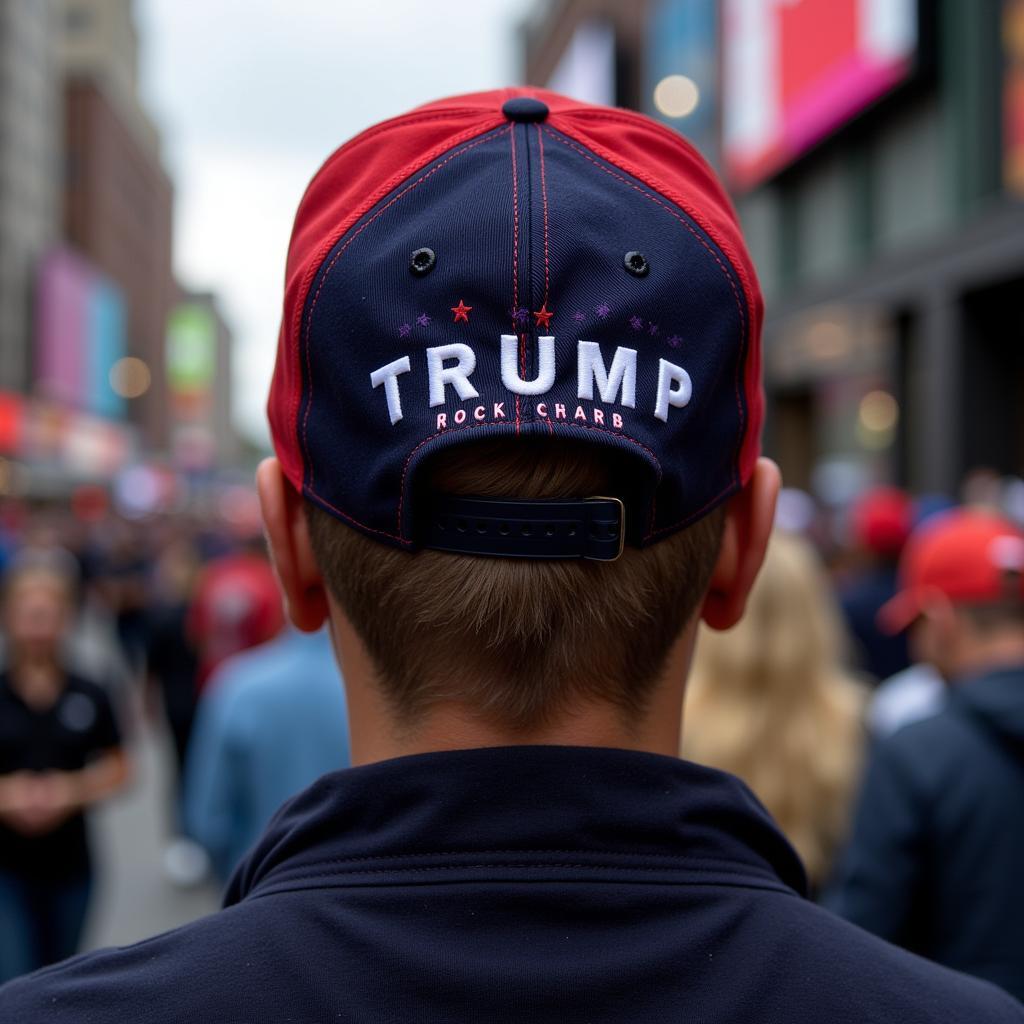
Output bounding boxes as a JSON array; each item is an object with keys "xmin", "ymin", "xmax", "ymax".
[
  {"xmin": 415, "ymin": 313, "xmax": 431, "ymax": 327},
  {"xmin": 667, "ymin": 335, "xmax": 682, "ymax": 349},
  {"xmin": 573, "ymin": 311, "xmax": 586, "ymax": 323},
  {"xmin": 648, "ymin": 322, "xmax": 659, "ymax": 336},
  {"xmin": 398, "ymin": 323, "xmax": 412, "ymax": 338},
  {"xmin": 629, "ymin": 315, "xmax": 643, "ymax": 331},
  {"xmin": 595, "ymin": 303, "xmax": 610, "ymax": 319}
]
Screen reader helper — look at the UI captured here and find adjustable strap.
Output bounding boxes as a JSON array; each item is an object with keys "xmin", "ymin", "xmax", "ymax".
[{"xmin": 421, "ymin": 495, "xmax": 625, "ymax": 561}]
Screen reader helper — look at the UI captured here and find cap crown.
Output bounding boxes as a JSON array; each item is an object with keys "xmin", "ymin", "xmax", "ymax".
[{"xmin": 268, "ymin": 88, "xmax": 764, "ymax": 550}]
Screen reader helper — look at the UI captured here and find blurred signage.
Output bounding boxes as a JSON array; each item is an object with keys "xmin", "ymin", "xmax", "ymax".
[
  {"xmin": 0, "ymin": 393, "xmax": 26, "ymax": 455},
  {"xmin": 20, "ymin": 401, "xmax": 133, "ymax": 477},
  {"xmin": 547, "ymin": 19, "xmax": 616, "ymax": 106},
  {"xmin": 723, "ymin": 0, "xmax": 918, "ymax": 189},
  {"xmin": 167, "ymin": 301, "xmax": 217, "ymax": 419},
  {"xmin": 645, "ymin": 0, "xmax": 719, "ymax": 163},
  {"xmin": 1006, "ymin": 0, "xmax": 1024, "ymax": 194},
  {"xmin": 35, "ymin": 247, "xmax": 126, "ymax": 418}
]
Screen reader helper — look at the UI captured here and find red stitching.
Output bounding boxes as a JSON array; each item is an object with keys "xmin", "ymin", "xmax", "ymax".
[
  {"xmin": 307, "ymin": 489, "xmax": 413, "ymax": 546},
  {"xmin": 541, "ymin": 126, "xmax": 746, "ymax": 490},
  {"xmin": 511, "ymin": 124, "xmax": 519, "ymax": 315},
  {"xmin": 288, "ymin": 117, "xmax": 505, "ymax": 461},
  {"xmin": 397, "ymin": 419, "xmax": 663, "ymax": 538},
  {"xmin": 536, "ymin": 124, "xmax": 550, "ymax": 306},
  {"xmin": 645, "ymin": 481, "xmax": 739, "ymax": 541},
  {"xmin": 301, "ymin": 127, "xmax": 508, "ymax": 490}
]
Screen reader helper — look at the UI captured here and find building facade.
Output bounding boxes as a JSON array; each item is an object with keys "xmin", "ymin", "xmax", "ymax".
[
  {"xmin": 62, "ymin": 76, "xmax": 174, "ymax": 450},
  {"xmin": 0, "ymin": 0, "xmax": 62, "ymax": 390},
  {"xmin": 524, "ymin": 0, "xmax": 1024, "ymax": 501}
]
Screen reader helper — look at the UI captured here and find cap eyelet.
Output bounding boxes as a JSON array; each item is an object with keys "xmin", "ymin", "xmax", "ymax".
[
  {"xmin": 624, "ymin": 251, "xmax": 649, "ymax": 277},
  {"xmin": 410, "ymin": 247, "xmax": 436, "ymax": 276}
]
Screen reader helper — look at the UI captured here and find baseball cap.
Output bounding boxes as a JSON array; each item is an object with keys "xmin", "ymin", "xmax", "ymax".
[
  {"xmin": 268, "ymin": 88, "xmax": 764, "ymax": 561},
  {"xmin": 877, "ymin": 510, "xmax": 1024, "ymax": 634},
  {"xmin": 851, "ymin": 487, "xmax": 912, "ymax": 559}
]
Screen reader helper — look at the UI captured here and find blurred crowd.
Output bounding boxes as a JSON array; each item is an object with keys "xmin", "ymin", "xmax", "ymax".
[
  {"xmin": 0, "ymin": 497, "xmax": 348, "ymax": 983},
  {"xmin": 1, "ymin": 466, "xmax": 1023, "ymax": 1001}
]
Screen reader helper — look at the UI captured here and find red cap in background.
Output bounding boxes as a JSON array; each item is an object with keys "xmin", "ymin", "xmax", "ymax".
[
  {"xmin": 877, "ymin": 510, "xmax": 1024, "ymax": 634},
  {"xmin": 852, "ymin": 487, "xmax": 912, "ymax": 560}
]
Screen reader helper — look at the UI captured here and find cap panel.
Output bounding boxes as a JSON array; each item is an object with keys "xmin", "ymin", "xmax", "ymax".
[
  {"xmin": 532, "ymin": 124, "xmax": 749, "ymax": 539},
  {"xmin": 268, "ymin": 105, "xmax": 506, "ymax": 492},
  {"xmin": 546, "ymin": 107, "xmax": 764, "ymax": 483}
]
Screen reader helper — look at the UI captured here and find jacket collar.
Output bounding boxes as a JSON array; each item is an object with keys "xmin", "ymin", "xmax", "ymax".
[{"xmin": 226, "ymin": 745, "xmax": 808, "ymax": 903}]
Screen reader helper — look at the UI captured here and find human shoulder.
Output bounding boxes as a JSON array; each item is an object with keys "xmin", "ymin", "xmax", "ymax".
[
  {"xmin": 0, "ymin": 903, "xmax": 258, "ymax": 1024},
  {"xmin": 764, "ymin": 892, "xmax": 1024, "ymax": 1021}
]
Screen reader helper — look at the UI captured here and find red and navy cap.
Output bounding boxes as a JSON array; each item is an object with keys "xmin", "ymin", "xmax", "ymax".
[{"xmin": 268, "ymin": 88, "xmax": 764, "ymax": 561}]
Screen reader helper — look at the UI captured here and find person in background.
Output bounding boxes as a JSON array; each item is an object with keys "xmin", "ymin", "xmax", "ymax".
[
  {"xmin": 831, "ymin": 509, "xmax": 1024, "ymax": 1001},
  {"xmin": 145, "ymin": 533, "xmax": 207, "ymax": 886},
  {"xmin": 0, "ymin": 558, "xmax": 129, "ymax": 983},
  {"xmin": 838, "ymin": 486, "xmax": 913, "ymax": 683},
  {"xmin": 683, "ymin": 531, "xmax": 867, "ymax": 893},
  {"xmin": 866, "ymin": 495, "xmax": 956, "ymax": 738},
  {"xmin": 187, "ymin": 536, "xmax": 285, "ymax": 691},
  {"xmin": 183, "ymin": 626, "xmax": 349, "ymax": 882}
]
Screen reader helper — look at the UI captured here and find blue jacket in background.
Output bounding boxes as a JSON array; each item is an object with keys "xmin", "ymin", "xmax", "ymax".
[
  {"xmin": 2, "ymin": 746, "xmax": 1018, "ymax": 1022},
  {"xmin": 183, "ymin": 627, "xmax": 349, "ymax": 880},
  {"xmin": 831, "ymin": 664, "xmax": 1024, "ymax": 1001}
]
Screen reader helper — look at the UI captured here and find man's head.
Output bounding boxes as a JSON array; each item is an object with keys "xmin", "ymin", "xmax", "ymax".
[
  {"xmin": 258, "ymin": 88, "xmax": 778, "ymax": 757},
  {"xmin": 879, "ymin": 509, "xmax": 1024, "ymax": 680}
]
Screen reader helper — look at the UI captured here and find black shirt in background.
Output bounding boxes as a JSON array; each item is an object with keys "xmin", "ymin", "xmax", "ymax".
[{"xmin": 0, "ymin": 673, "xmax": 121, "ymax": 880}]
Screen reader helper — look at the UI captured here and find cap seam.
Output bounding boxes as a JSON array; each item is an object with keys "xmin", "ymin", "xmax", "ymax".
[
  {"xmin": 287, "ymin": 120, "xmax": 506, "ymax": 490},
  {"xmin": 299, "ymin": 127, "xmax": 509, "ymax": 493},
  {"xmin": 540, "ymin": 124, "xmax": 747, "ymax": 496}
]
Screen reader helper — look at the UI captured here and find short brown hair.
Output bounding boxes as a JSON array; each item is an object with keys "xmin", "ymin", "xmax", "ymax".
[{"xmin": 307, "ymin": 439, "xmax": 724, "ymax": 732}]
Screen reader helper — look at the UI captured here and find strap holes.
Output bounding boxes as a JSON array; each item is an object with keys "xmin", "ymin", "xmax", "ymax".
[
  {"xmin": 475, "ymin": 521, "xmax": 487, "ymax": 534},
  {"xmin": 521, "ymin": 524, "xmax": 533, "ymax": 537},
  {"xmin": 456, "ymin": 519, "xmax": 468, "ymax": 533},
  {"xmin": 498, "ymin": 522, "xmax": 510, "ymax": 536}
]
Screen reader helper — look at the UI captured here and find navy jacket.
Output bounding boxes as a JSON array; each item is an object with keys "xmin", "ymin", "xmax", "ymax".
[
  {"xmin": 1, "ymin": 745, "xmax": 1019, "ymax": 1022},
  {"xmin": 832, "ymin": 665, "xmax": 1024, "ymax": 1001}
]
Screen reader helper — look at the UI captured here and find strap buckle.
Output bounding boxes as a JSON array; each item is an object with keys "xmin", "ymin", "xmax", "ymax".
[{"xmin": 422, "ymin": 495, "xmax": 626, "ymax": 562}]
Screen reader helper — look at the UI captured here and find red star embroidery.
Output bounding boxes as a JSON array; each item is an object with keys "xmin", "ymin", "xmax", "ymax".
[
  {"xmin": 533, "ymin": 303, "xmax": 554, "ymax": 329},
  {"xmin": 451, "ymin": 299, "xmax": 472, "ymax": 323}
]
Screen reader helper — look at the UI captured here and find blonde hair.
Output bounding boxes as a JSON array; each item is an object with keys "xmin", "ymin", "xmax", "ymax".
[
  {"xmin": 682, "ymin": 531, "xmax": 865, "ymax": 887},
  {"xmin": 307, "ymin": 438, "xmax": 724, "ymax": 732}
]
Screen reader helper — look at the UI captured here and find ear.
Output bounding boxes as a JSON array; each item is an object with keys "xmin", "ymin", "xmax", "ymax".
[
  {"xmin": 255, "ymin": 458, "xmax": 329, "ymax": 632},
  {"xmin": 700, "ymin": 457, "xmax": 780, "ymax": 631}
]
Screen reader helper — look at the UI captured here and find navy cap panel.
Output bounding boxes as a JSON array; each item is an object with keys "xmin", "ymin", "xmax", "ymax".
[
  {"xmin": 535, "ymin": 125, "xmax": 749, "ymax": 538},
  {"xmin": 298, "ymin": 119, "xmax": 749, "ymax": 548}
]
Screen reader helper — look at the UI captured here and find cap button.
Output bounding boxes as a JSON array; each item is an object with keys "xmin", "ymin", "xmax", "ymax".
[{"xmin": 502, "ymin": 97, "xmax": 549, "ymax": 123}]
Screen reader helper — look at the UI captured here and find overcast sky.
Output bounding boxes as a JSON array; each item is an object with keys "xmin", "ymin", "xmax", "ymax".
[{"xmin": 137, "ymin": 0, "xmax": 537, "ymax": 446}]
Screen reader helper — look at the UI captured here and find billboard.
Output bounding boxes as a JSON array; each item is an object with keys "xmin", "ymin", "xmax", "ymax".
[
  {"xmin": 723, "ymin": 0, "xmax": 918, "ymax": 189},
  {"xmin": 35, "ymin": 247, "xmax": 126, "ymax": 418}
]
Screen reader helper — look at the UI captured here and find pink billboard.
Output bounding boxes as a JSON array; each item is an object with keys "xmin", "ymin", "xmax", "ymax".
[
  {"xmin": 35, "ymin": 247, "xmax": 126, "ymax": 417},
  {"xmin": 723, "ymin": 0, "xmax": 918, "ymax": 190}
]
